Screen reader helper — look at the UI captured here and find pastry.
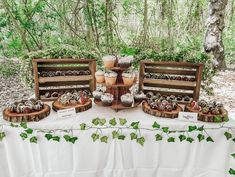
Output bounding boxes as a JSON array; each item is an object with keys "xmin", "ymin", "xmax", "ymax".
[
  {"xmin": 102, "ymin": 55, "xmax": 116, "ymax": 68},
  {"xmin": 45, "ymin": 92, "xmax": 51, "ymax": 98},
  {"xmin": 104, "ymin": 71, "xmax": 118, "ymax": 85},
  {"xmin": 122, "ymin": 71, "xmax": 135, "ymax": 86},
  {"xmin": 101, "ymin": 93, "xmax": 114, "ymax": 106},
  {"xmin": 95, "ymin": 70, "xmax": 105, "ymax": 83},
  {"xmin": 92, "ymin": 90, "xmax": 104, "ymax": 101},
  {"xmin": 51, "ymin": 92, "xmax": 59, "ymax": 97},
  {"xmin": 121, "ymin": 93, "xmax": 134, "ymax": 107}
]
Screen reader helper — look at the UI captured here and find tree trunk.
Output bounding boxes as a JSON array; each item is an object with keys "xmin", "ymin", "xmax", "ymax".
[{"xmin": 204, "ymin": 0, "xmax": 228, "ymax": 70}]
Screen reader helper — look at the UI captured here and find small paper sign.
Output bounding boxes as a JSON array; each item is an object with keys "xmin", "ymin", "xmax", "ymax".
[
  {"xmin": 178, "ymin": 112, "xmax": 198, "ymax": 122},
  {"xmin": 57, "ymin": 108, "xmax": 76, "ymax": 119}
]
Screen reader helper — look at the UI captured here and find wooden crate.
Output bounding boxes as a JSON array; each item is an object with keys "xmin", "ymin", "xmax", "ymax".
[
  {"xmin": 139, "ymin": 61, "xmax": 203, "ymax": 101},
  {"xmin": 33, "ymin": 59, "xmax": 96, "ymax": 101}
]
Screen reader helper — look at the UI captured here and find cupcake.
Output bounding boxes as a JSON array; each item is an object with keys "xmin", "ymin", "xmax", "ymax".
[
  {"xmin": 92, "ymin": 90, "xmax": 104, "ymax": 101},
  {"xmin": 95, "ymin": 70, "xmax": 105, "ymax": 83},
  {"xmin": 101, "ymin": 93, "xmax": 114, "ymax": 106},
  {"xmin": 121, "ymin": 93, "xmax": 134, "ymax": 107},
  {"xmin": 104, "ymin": 71, "xmax": 118, "ymax": 85},
  {"xmin": 134, "ymin": 91, "xmax": 147, "ymax": 102},
  {"xmin": 118, "ymin": 56, "xmax": 134, "ymax": 68},
  {"xmin": 122, "ymin": 71, "xmax": 135, "ymax": 86},
  {"xmin": 102, "ymin": 55, "xmax": 116, "ymax": 68}
]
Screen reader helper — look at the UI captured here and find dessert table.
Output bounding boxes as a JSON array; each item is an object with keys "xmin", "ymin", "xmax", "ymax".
[{"xmin": 0, "ymin": 102, "xmax": 235, "ymax": 177}]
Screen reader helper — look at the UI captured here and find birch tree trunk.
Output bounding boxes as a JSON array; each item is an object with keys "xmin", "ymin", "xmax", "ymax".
[{"xmin": 204, "ymin": 0, "xmax": 228, "ymax": 69}]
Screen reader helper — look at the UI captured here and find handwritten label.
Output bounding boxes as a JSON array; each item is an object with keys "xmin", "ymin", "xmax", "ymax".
[
  {"xmin": 57, "ymin": 108, "xmax": 76, "ymax": 119},
  {"xmin": 178, "ymin": 112, "xmax": 198, "ymax": 122}
]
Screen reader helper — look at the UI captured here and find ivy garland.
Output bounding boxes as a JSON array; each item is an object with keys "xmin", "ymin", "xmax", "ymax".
[{"xmin": 0, "ymin": 117, "xmax": 234, "ymax": 175}]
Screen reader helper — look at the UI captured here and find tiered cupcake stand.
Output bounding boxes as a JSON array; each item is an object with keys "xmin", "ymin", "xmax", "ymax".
[{"xmin": 94, "ymin": 67, "xmax": 140, "ymax": 112}]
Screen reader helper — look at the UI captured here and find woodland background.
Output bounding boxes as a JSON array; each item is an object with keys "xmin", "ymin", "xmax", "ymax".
[{"xmin": 0, "ymin": 0, "xmax": 234, "ymax": 80}]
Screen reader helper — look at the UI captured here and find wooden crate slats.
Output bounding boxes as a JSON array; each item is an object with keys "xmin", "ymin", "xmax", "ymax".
[
  {"xmin": 139, "ymin": 61, "xmax": 203, "ymax": 101},
  {"xmin": 33, "ymin": 58, "xmax": 96, "ymax": 101}
]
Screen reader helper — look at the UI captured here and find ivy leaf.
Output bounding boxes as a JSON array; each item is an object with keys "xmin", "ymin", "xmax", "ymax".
[
  {"xmin": 214, "ymin": 116, "xmax": 222, "ymax": 122},
  {"xmin": 137, "ymin": 137, "xmax": 145, "ymax": 146},
  {"xmin": 80, "ymin": 123, "xmax": 86, "ymax": 130},
  {"xmin": 69, "ymin": 137, "xmax": 78, "ymax": 144},
  {"xmin": 152, "ymin": 121, "xmax": 160, "ymax": 129},
  {"xmin": 10, "ymin": 123, "xmax": 18, "ymax": 127},
  {"xmin": 167, "ymin": 137, "xmax": 175, "ymax": 142},
  {"xmin": 131, "ymin": 121, "xmax": 139, "ymax": 129},
  {"xmin": 188, "ymin": 125, "xmax": 197, "ymax": 132},
  {"xmin": 130, "ymin": 132, "xmax": 137, "ymax": 140},
  {"xmin": 231, "ymin": 153, "xmax": 235, "ymax": 159},
  {"xmin": 186, "ymin": 137, "xmax": 194, "ymax": 143},
  {"xmin": 91, "ymin": 133, "xmax": 99, "ymax": 142},
  {"xmin": 45, "ymin": 133, "xmax": 53, "ymax": 141},
  {"xmin": 20, "ymin": 122, "xmax": 27, "ymax": 129},
  {"xmin": 224, "ymin": 115, "xmax": 229, "ymax": 122},
  {"xmin": 155, "ymin": 134, "xmax": 163, "ymax": 141},
  {"xmin": 52, "ymin": 136, "xmax": 60, "ymax": 142},
  {"xmin": 179, "ymin": 134, "xmax": 186, "ymax": 142},
  {"xmin": 100, "ymin": 136, "xmax": 108, "ymax": 143},
  {"xmin": 0, "ymin": 132, "xmax": 6, "ymax": 141},
  {"xmin": 92, "ymin": 118, "xmax": 100, "ymax": 126},
  {"xmin": 162, "ymin": 127, "xmax": 169, "ymax": 133},
  {"xmin": 112, "ymin": 130, "xmax": 119, "ymax": 139},
  {"xmin": 229, "ymin": 168, "xmax": 235, "ymax": 175},
  {"xmin": 118, "ymin": 135, "xmax": 126, "ymax": 140},
  {"xmin": 206, "ymin": 136, "xmax": 214, "ymax": 142},
  {"xmin": 64, "ymin": 135, "xmax": 71, "ymax": 142},
  {"xmin": 197, "ymin": 134, "xmax": 205, "ymax": 142},
  {"xmin": 99, "ymin": 118, "xmax": 106, "ymax": 126},
  {"xmin": 224, "ymin": 132, "xmax": 232, "ymax": 140},
  {"xmin": 30, "ymin": 136, "xmax": 37, "ymax": 143},
  {"xmin": 119, "ymin": 118, "xmax": 127, "ymax": 126},
  {"xmin": 233, "ymin": 138, "xmax": 235, "ymax": 143},
  {"xmin": 109, "ymin": 118, "xmax": 117, "ymax": 126},
  {"xmin": 25, "ymin": 128, "xmax": 33, "ymax": 134},
  {"xmin": 197, "ymin": 125, "xmax": 204, "ymax": 131},
  {"xmin": 20, "ymin": 132, "xmax": 28, "ymax": 140}
]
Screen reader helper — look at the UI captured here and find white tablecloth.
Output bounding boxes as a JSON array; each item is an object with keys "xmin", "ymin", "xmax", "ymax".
[{"xmin": 0, "ymin": 102, "xmax": 235, "ymax": 177}]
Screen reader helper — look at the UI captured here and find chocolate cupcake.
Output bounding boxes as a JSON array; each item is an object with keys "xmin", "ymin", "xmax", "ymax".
[
  {"xmin": 101, "ymin": 93, "xmax": 114, "ymax": 106},
  {"xmin": 118, "ymin": 56, "xmax": 134, "ymax": 68},
  {"xmin": 121, "ymin": 93, "xmax": 134, "ymax": 107},
  {"xmin": 92, "ymin": 90, "xmax": 104, "ymax": 101}
]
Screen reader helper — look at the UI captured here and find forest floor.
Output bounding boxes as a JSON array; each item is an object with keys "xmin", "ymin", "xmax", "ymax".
[{"xmin": 0, "ymin": 60, "xmax": 235, "ymax": 116}]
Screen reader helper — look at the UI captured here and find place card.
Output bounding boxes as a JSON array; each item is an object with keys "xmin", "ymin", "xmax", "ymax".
[
  {"xmin": 57, "ymin": 108, "xmax": 76, "ymax": 119},
  {"xmin": 178, "ymin": 112, "xmax": 198, "ymax": 122}
]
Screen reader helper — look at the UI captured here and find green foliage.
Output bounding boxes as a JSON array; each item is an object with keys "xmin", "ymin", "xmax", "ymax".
[{"xmin": 0, "ymin": 60, "xmax": 20, "ymax": 77}]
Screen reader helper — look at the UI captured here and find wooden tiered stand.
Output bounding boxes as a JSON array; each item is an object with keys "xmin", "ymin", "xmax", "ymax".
[
  {"xmin": 94, "ymin": 67, "xmax": 140, "ymax": 111},
  {"xmin": 139, "ymin": 61, "xmax": 204, "ymax": 101},
  {"xmin": 33, "ymin": 59, "xmax": 96, "ymax": 101}
]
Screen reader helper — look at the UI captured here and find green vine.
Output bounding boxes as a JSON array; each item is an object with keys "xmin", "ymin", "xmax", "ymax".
[{"xmin": 0, "ymin": 118, "xmax": 234, "ymax": 175}]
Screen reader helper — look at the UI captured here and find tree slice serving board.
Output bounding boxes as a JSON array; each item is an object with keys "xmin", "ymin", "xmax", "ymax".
[
  {"xmin": 142, "ymin": 101, "xmax": 183, "ymax": 119},
  {"xmin": 185, "ymin": 105, "xmax": 228, "ymax": 122},
  {"xmin": 3, "ymin": 104, "xmax": 50, "ymax": 122},
  {"xmin": 52, "ymin": 99, "xmax": 92, "ymax": 113}
]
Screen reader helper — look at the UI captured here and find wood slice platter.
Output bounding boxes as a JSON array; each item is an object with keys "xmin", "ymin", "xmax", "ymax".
[
  {"xmin": 52, "ymin": 99, "xmax": 92, "ymax": 113},
  {"xmin": 142, "ymin": 101, "xmax": 183, "ymax": 119},
  {"xmin": 185, "ymin": 105, "xmax": 228, "ymax": 122},
  {"xmin": 3, "ymin": 104, "xmax": 51, "ymax": 122},
  {"xmin": 94, "ymin": 100, "xmax": 141, "ymax": 111}
]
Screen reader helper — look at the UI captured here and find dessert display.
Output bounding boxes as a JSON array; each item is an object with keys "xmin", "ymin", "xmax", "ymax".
[
  {"xmin": 52, "ymin": 90, "xmax": 92, "ymax": 113},
  {"xmin": 144, "ymin": 73, "xmax": 196, "ymax": 82},
  {"xmin": 95, "ymin": 70, "xmax": 105, "ymax": 83},
  {"xmin": 102, "ymin": 55, "xmax": 116, "ymax": 68},
  {"xmin": 121, "ymin": 93, "xmax": 134, "ymax": 107},
  {"xmin": 38, "ymin": 70, "xmax": 91, "ymax": 77},
  {"xmin": 104, "ymin": 71, "xmax": 118, "ymax": 85},
  {"xmin": 3, "ymin": 98, "xmax": 50, "ymax": 122},
  {"xmin": 118, "ymin": 56, "xmax": 134, "ymax": 68},
  {"xmin": 101, "ymin": 93, "xmax": 114, "ymax": 106},
  {"xmin": 142, "ymin": 91, "xmax": 183, "ymax": 118},
  {"xmin": 122, "ymin": 71, "xmax": 135, "ymax": 86},
  {"xmin": 185, "ymin": 100, "xmax": 228, "ymax": 122}
]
